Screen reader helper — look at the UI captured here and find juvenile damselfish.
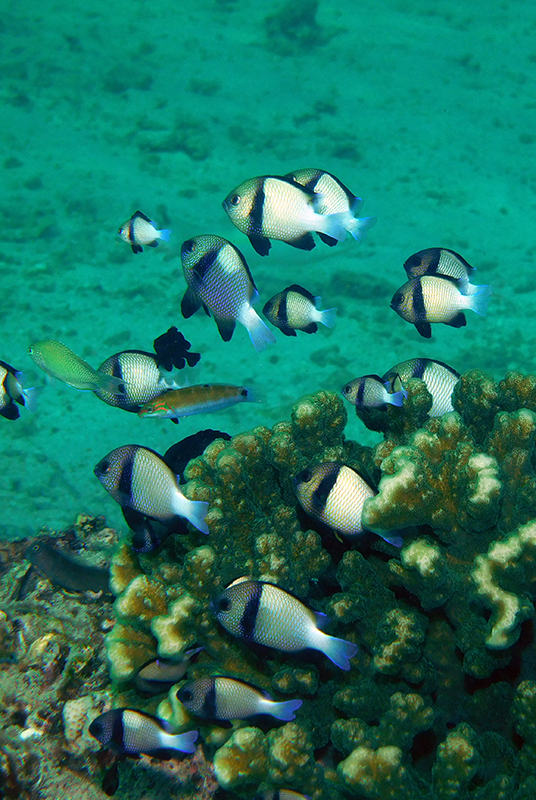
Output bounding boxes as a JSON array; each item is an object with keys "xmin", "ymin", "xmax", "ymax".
[
  {"xmin": 222, "ymin": 174, "xmax": 351, "ymax": 256},
  {"xmin": 285, "ymin": 168, "xmax": 376, "ymax": 243},
  {"xmin": 177, "ymin": 676, "xmax": 302, "ymax": 722},
  {"xmin": 256, "ymin": 792, "xmax": 310, "ymax": 800},
  {"xmin": 390, "ymin": 275, "xmax": 491, "ymax": 338},
  {"xmin": 263, "ymin": 284, "xmax": 336, "ymax": 336},
  {"xmin": 29, "ymin": 339, "xmax": 125, "ymax": 395},
  {"xmin": 180, "ymin": 234, "xmax": 276, "ymax": 351},
  {"xmin": 294, "ymin": 462, "xmax": 402, "ymax": 547},
  {"xmin": 0, "ymin": 360, "xmax": 37, "ymax": 420},
  {"xmin": 94, "ymin": 444, "xmax": 209, "ymax": 534},
  {"xmin": 138, "ymin": 384, "xmax": 255, "ymax": 422},
  {"xmin": 341, "ymin": 374, "xmax": 406, "ymax": 410},
  {"xmin": 117, "ymin": 210, "xmax": 171, "ymax": 253},
  {"xmin": 383, "ymin": 357, "xmax": 460, "ymax": 417},
  {"xmin": 403, "ymin": 247, "xmax": 475, "ymax": 280},
  {"xmin": 89, "ymin": 708, "xmax": 197, "ymax": 758},
  {"xmin": 135, "ymin": 648, "xmax": 203, "ymax": 695},
  {"xmin": 95, "ymin": 350, "xmax": 183, "ymax": 413},
  {"xmin": 212, "ymin": 578, "xmax": 358, "ymax": 670}
]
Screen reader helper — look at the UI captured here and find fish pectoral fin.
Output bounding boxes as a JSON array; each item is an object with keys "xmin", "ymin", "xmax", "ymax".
[
  {"xmin": 215, "ymin": 318, "xmax": 236, "ymax": 342},
  {"xmin": 415, "ymin": 321, "xmax": 432, "ymax": 338},
  {"xmin": 289, "ymin": 232, "xmax": 315, "ymax": 251},
  {"xmin": 447, "ymin": 312, "xmax": 467, "ymax": 328},
  {"xmin": 317, "ymin": 232, "xmax": 338, "ymax": 247},
  {"xmin": 181, "ymin": 288, "xmax": 203, "ymax": 318},
  {"xmin": 248, "ymin": 233, "xmax": 271, "ymax": 256}
]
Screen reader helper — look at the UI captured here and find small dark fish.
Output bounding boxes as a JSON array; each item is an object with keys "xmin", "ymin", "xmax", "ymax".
[
  {"xmin": 26, "ymin": 538, "xmax": 111, "ymax": 593},
  {"xmin": 383, "ymin": 357, "xmax": 460, "ymax": 417},
  {"xmin": 212, "ymin": 578, "xmax": 358, "ymax": 670},
  {"xmin": 177, "ymin": 675, "xmax": 302, "ymax": 722},
  {"xmin": 117, "ymin": 211, "xmax": 171, "ymax": 253},
  {"xmin": 153, "ymin": 327, "xmax": 201, "ymax": 371},
  {"xmin": 390, "ymin": 275, "xmax": 491, "ymax": 338},
  {"xmin": 341, "ymin": 374, "xmax": 406, "ymax": 409},
  {"xmin": 89, "ymin": 708, "xmax": 197, "ymax": 758},
  {"xmin": 135, "ymin": 647, "xmax": 203, "ymax": 695},
  {"xmin": 0, "ymin": 360, "xmax": 37, "ymax": 420},
  {"xmin": 263, "ymin": 284, "xmax": 336, "ymax": 336},
  {"xmin": 403, "ymin": 247, "xmax": 475, "ymax": 280},
  {"xmin": 163, "ymin": 430, "xmax": 231, "ymax": 477}
]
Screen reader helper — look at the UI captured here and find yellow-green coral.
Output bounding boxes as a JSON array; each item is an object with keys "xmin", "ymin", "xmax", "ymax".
[{"xmin": 100, "ymin": 373, "xmax": 536, "ymax": 799}]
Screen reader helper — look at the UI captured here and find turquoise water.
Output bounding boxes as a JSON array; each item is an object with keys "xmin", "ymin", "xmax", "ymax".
[{"xmin": 1, "ymin": 0, "xmax": 531, "ymax": 539}]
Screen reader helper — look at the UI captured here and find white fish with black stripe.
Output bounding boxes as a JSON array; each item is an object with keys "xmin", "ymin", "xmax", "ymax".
[
  {"xmin": 383, "ymin": 357, "xmax": 460, "ymax": 417},
  {"xmin": 390, "ymin": 275, "xmax": 491, "ymax": 338},
  {"xmin": 180, "ymin": 234, "xmax": 276, "ymax": 352},
  {"xmin": 177, "ymin": 675, "xmax": 302, "ymax": 722},
  {"xmin": 89, "ymin": 708, "xmax": 197, "ymax": 757},
  {"xmin": 212, "ymin": 578, "xmax": 358, "ymax": 670},
  {"xmin": 294, "ymin": 462, "xmax": 402, "ymax": 547},
  {"xmin": 222, "ymin": 174, "xmax": 356, "ymax": 256}
]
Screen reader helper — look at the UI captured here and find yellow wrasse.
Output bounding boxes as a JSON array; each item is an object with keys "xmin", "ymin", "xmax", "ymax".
[
  {"xmin": 138, "ymin": 383, "xmax": 254, "ymax": 421},
  {"xmin": 29, "ymin": 339, "xmax": 125, "ymax": 394}
]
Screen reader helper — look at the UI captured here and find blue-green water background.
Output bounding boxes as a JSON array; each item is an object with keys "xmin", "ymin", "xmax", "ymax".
[{"xmin": 1, "ymin": 0, "xmax": 532, "ymax": 539}]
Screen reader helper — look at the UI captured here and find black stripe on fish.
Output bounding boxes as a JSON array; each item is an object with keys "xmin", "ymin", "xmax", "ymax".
[
  {"xmin": 201, "ymin": 678, "xmax": 218, "ymax": 718},
  {"xmin": 249, "ymin": 180, "xmax": 266, "ymax": 236},
  {"xmin": 191, "ymin": 249, "xmax": 219, "ymax": 287},
  {"xmin": 413, "ymin": 279, "xmax": 427, "ymax": 321},
  {"xmin": 413, "ymin": 359, "xmax": 427, "ymax": 379},
  {"xmin": 239, "ymin": 583, "xmax": 263, "ymax": 640},
  {"xmin": 312, "ymin": 465, "xmax": 340, "ymax": 511},
  {"xmin": 356, "ymin": 379, "xmax": 366, "ymax": 405},
  {"xmin": 111, "ymin": 712, "xmax": 126, "ymax": 750},
  {"xmin": 119, "ymin": 447, "xmax": 136, "ymax": 503}
]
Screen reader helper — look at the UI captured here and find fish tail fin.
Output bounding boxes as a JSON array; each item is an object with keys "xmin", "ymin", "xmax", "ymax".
[
  {"xmin": 462, "ymin": 282, "xmax": 492, "ymax": 316},
  {"xmin": 22, "ymin": 385, "xmax": 40, "ymax": 412},
  {"xmin": 168, "ymin": 729, "xmax": 198, "ymax": 753},
  {"xmin": 346, "ymin": 215, "xmax": 377, "ymax": 242},
  {"xmin": 265, "ymin": 698, "xmax": 303, "ymax": 721},
  {"xmin": 159, "ymin": 228, "xmax": 172, "ymax": 242},
  {"xmin": 244, "ymin": 309, "xmax": 277, "ymax": 352},
  {"xmin": 319, "ymin": 307, "xmax": 337, "ymax": 329},
  {"xmin": 173, "ymin": 492, "xmax": 210, "ymax": 534},
  {"xmin": 385, "ymin": 382, "xmax": 407, "ymax": 407},
  {"xmin": 315, "ymin": 630, "xmax": 358, "ymax": 670}
]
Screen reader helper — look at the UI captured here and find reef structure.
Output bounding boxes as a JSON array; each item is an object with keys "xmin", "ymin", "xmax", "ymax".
[{"xmin": 103, "ymin": 370, "xmax": 536, "ymax": 799}]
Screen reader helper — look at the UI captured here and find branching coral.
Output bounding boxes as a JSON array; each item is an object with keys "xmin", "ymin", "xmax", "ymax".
[{"xmin": 102, "ymin": 370, "xmax": 536, "ymax": 799}]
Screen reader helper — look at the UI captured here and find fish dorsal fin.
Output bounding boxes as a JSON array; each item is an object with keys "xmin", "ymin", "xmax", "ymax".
[{"xmin": 286, "ymin": 284, "xmax": 316, "ymax": 302}]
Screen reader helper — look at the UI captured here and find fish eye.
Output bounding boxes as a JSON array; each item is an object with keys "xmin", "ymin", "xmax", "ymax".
[
  {"xmin": 181, "ymin": 689, "xmax": 193, "ymax": 702},
  {"xmin": 408, "ymin": 255, "xmax": 421, "ymax": 266},
  {"xmin": 98, "ymin": 459, "xmax": 110, "ymax": 474},
  {"xmin": 229, "ymin": 194, "xmax": 240, "ymax": 206},
  {"xmin": 297, "ymin": 468, "xmax": 312, "ymax": 484},
  {"xmin": 218, "ymin": 597, "xmax": 230, "ymax": 612},
  {"xmin": 91, "ymin": 720, "xmax": 102, "ymax": 734},
  {"xmin": 240, "ymin": 388, "xmax": 247, "ymax": 397},
  {"xmin": 392, "ymin": 292, "xmax": 403, "ymax": 306},
  {"xmin": 342, "ymin": 384, "xmax": 351, "ymax": 396},
  {"xmin": 182, "ymin": 239, "xmax": 196, "ymax": 254}
]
